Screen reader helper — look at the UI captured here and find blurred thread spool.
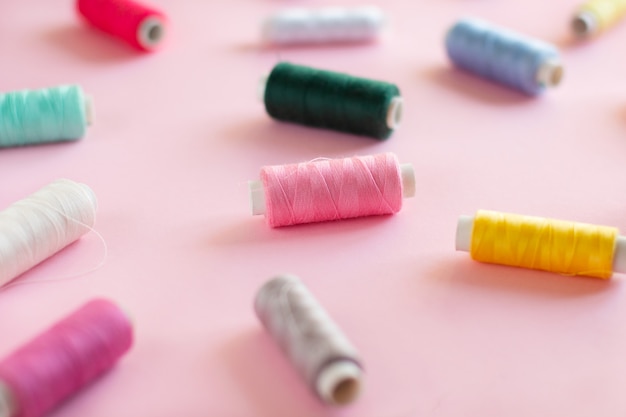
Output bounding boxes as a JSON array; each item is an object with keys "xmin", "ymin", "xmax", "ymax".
[
  {"xmin": 260, "ymin": 62, "xmax": 403, "ymax": 139},
  {"xmin": 445, "ymin": 18, "xmax": 563, "ymax": 96},
  {"xmin": 255, "ymin": 275, "xmax": 363, "ymax": 406},
  {"xmin": 456, "ymin": 210, "xmax": 626, "ymax": 278},
  {"xmin": 0, "ymin": 86, "xmax": 93, "ymax": 148},
  {"xmin": 0, "ymin": 179, "xmax": 97, "ymax": 288},
  {"xmin": 77, "ymin": 0, "xmax": 167, "ymax": 51},
  {"xmin": 262, "ymin": 6, "xmax": 386, "ymax": 45},
  {"xmin": 572, "ymin": 0, "xmax": 626, "ymax": 37},
  {"xmin": 0, "ymin": 299, "xmax": 133, "ymax": 417},
  {"xmin": 249, "ymin": 153, "xmax": 416, "ymax": 228}
]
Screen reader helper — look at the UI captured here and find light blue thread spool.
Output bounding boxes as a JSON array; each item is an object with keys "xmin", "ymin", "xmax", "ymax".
[
  {"xmin": 0, "ymin": 85, "xmax": 93, "ymax": 148},
  {"xmin": 445, "ymin": 18, "xmax": 564, "ymax": 96}
]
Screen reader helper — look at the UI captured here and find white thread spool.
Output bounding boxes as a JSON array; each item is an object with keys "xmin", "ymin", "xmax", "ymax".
[
  {"xmin": 137, "ymin": 16, "xmax": 167, "ymax": 50},
  {"xmin": 0, "ymin": 382, "xmax": 14, "ymax": 417},
  {"xmin": 455, "ymin": 214, "xmax": 626, "ymax": 273},
  {"xmin": 0, "ymin": 179, "xmax": 97, "ymax": 288},
  {"xmin": 262, "ymin": 6, "xmax": 386, "ymax": 45},
  {"xmin": 255, "ymin": 275, "xmax": 363, "ymax": 406}
]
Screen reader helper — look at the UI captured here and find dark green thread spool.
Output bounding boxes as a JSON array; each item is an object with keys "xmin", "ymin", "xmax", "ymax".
[{"xmin": 262, "ymin": 62, "xmax": 402, "ymax": 140}]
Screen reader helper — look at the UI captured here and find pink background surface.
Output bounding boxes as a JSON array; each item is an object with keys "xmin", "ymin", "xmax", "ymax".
[{"xmin": 2, "ymin": 0, "xmax": 626, "ymax": 416}]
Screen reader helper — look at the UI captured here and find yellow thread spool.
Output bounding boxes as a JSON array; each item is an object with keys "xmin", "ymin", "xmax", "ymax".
[
  {"xmin": 572, "ymin": 0, "xmax": 626, "ymax": 37},
  {"xmin": 455, "ymin": 210, "xmax": 626, "ymax": 279}
]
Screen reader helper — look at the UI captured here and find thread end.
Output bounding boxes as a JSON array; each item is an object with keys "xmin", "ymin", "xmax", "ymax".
[
  {"xmin": 536, "ymin": 59, "xmax": 564, "ymax": 88},
  {"xmin": 249, "ymin": 180, "xmax": 266, "ymax": 215},
  {"xmin": 572, "ymin": 12, "xmax": 597, "ymax": 37},
  {"xmin": 137, "ymin": 16, "xmax": 166, "ymax": 50},
  {"xmin": 456, "ymin": 215, "xmax": 474, "ymax": 252},
  {"xmin": 317, "ymin": 360, "xmax": 362, "ymax": 406},
  {"xmin": 0, "ymin": 381, "xmax": 15, "ymax": 417},
  {"xmin": 400, "ymin": 163, "xmax": 416, "ymax": 198},
  {"xmin": 386, "ymin": 96, "xmax": 403, "ymax": 130}
]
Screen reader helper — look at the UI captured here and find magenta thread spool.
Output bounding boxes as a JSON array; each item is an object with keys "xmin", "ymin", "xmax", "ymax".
[{"xmin": 0, "ymin": 299, "xmax": 133, "ymax": 417}]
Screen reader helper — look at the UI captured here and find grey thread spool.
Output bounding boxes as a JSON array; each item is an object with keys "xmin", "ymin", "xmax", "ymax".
[{"xmin": 254, "ymin": 275, "xmax": 363, "ymax": 406}]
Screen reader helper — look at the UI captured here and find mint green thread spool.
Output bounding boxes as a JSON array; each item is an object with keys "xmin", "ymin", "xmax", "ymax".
[
  {"xmin": 261, "ymin": 62, "xmax": 403, "ymax": 140},
  {"xmin": 0, "ymin": 85, "xmax": 93, "ymax": 148}
]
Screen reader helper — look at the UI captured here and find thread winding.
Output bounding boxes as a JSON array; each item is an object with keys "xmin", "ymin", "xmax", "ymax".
[
  {"xmin": 263, "ymin": 62, "xmax": 402, "ymax": 139},
  {"xmin": 262, "ymin": 7, "xmax": 385, "ymax": 45},
  {"xmin": 250, "ymin": 153, "xmax": 415, "ymax": 228},
  {"xmin": 77, "ymin": 0, "xmax": 167, "ymax": 51},
  {"xmin": 0, "ymin": 179, "xmax": 97, "ymax": 288},
  {"xmin": 0, "ymin": 86, "xmax": 90, "ymax": 148},
  {"xmin": 572, "ymin": 0, "xmax": 626, "ymax": 37},
  {"xmin": 445, "ymin": 18, "xmax": 563, "ymax": 96},
  {"xmin": 255, "ymin": 275, "xmax": 363, "ymax": 406},
  {"xmin": 0, "ymin": 299, "xmax": 133, "ymax": 417},
  {"xmin": 461, "ymin": 210, "xmax": 618, "ymax": 279}
]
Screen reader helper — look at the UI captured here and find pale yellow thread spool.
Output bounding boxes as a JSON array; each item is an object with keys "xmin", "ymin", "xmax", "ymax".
[
  {"xmin": 455, "ymin": 210, "xmax": 626, "ymax": 279},
  {"xmin": 572, "ymin": 0, "xmax": 626, "ymax": 37}
]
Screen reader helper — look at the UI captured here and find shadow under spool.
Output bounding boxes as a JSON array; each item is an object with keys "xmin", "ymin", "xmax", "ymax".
[{"xmin": 262, "ymin": 62, "xmax": 402, "ymax": 139}]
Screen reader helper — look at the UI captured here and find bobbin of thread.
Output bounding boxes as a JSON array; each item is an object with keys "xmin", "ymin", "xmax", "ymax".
[
  {"xmin": 255, "ymin": 275, "xmax": 363, "ymax": 406},
  {"xmin": 261, "ymin": 6, "xmax": 386, "ymax": 45},
  {"xmin": 257, "ymin": 76, "xmax": 404, "ymax": 132},
  {"xmin": 571, "ymin": 0, "xmax": 626, "ymax": 37},
  {"xmin": 455, "ymin": 212, "xmax": 626, "ymax": 276},
  {"xmin": 249, "ymin": 161, "xmax": 415, "ymax": 216}
]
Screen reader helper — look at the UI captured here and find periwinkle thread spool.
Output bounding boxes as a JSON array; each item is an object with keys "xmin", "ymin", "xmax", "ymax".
[
  {"xmin": 255, "ymin": 275, "xmax": 363, "ymax": 406},
  {"xmin": 0, "ymin": 299, "xmax": 133, "ymax": 417},
  {"xmin": 0, "ymin": 86, "xmax": 93, "ymax": 148},
  {"xmin": 77, "ymin": 0, "xmax": 167, "ymax": 51},
  {"xmin": 262, "ymin": 6, "xmax": 386, "ymax": 45},
  {"xmin": 261, "ymin": 62, "xmax": 403, "ymax": 139},
  {"xmin": 445, "ymin": 18, "xmax": 563, "ymax": 96},
  {"xmin": 0, "ymin": 179, "xmax": 97, "ymax": 288},
  {"xmin": 572, "ymin": 0, "xmax": 626, "ymax": 37},
  {"xmin": 249, "ymin": 153, "xmax": 416, "ymax": 228},
  {"xmin": 456, "ymin": 210, "xmax": 626, "ymax": 279}
]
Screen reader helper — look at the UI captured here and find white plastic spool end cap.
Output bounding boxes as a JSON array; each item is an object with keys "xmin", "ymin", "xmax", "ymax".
[
  {"xmin": 316, "ymin": 360, "xmax": 362, "ymax": 406},
  {"xmin": 400, "ymin": 163, "xmax": 416, "ymax": 198},
  {"xmin": 0, "ymin": 381, "xmax": 15, "ymax": 417},
  {"xmin": 456, "ymin": 215, "xmax": 474, "ymax": 252},
  {"xmin": 386, "ymin": 96, "xmax": 403, "ymax": 130},
  {"xmin": 572, "ymin": 11, "xmax": 597, "ymax": 37},
  {"xmin": 612, "ymin": 236, "xmax": 626, "ymax": 274},
  {"xmin": 258, "ymin": 74, "xmax": 269, "ymax": 102},
  {"xmin": 84, "ymin": 95, "xmax": 95, "ymax": 126},
  {"xmin": 249, "ymin": 180, "xmax": 266, "ymax": 216},
  {"xmin": 137, "ymin": 16, "xmax": 166, "ymax": 50},
  {"xmin": 536, "ymin": 58, "xmax": 564, "ymax": 88}
]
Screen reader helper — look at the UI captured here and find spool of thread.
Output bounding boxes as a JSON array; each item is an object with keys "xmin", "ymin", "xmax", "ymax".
[
  {"xmin": 0, "ymin": 86, "xmax": 93, "ymax": 148},
  {"xmin": 0, "ymin": 299, "xmax": 133, "ymax": 417},
  {"xmin": 455, "ymin": 210, "xmax": 626, "ymax": 279},
  {"xmin": 255, "ymin": 275, "xmax": 363, "ymax": 406},
  {"xmin": 445, "ymin": 18, "xmax": 563, "ymax": 96},
  {"xmin": 571, "ymin": 0, "xmax": 626, "ymax": 37},
  {"xmin": 0, "ymin": 179, "xmax": 97, "ymax": 288},
  {"xmin": 262, "ymin": 6, "xmax": 386, "ymax": 45},
  {"xmin": 77, "ymin": 0, "xmax": 167, "ymax": 51},
  {"xmin": 249, "ymin": 153, "xmax": 416, "ymax": 228},
  {"xmin": 261, "ymin": 62, "xmax": 403, "ymax": 139}
]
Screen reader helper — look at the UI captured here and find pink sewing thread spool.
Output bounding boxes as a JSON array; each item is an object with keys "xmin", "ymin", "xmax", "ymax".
[
  {"xmin": 249, "ymin": 153, "xmax": 416, "ymax": 227},
  {"xmin": 76, "ymin": 0, "xmax": 167, "ymax": 51},
  {"xmin": 0, "ymin": 299, "xmax": 133, "ymax": 417}
]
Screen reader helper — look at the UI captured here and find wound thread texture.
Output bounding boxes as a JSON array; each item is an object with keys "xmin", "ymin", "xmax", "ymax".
[
  {"xmin": 0, "ymin": 179, "xmax": 97, "ymax": 288},
  {"xmin": 262, "ymin": 7, "xmax": 385, "ymax": 45},
  {"xmin": 77, "ymin": 0, "xmax": 167, "ymax": 51},
  {"xmin": 264, "ymin": 62, "xmax": 401, "ymax": 139},
  {"xmin": 255, "ymin": 275, "xmax": 362, "ymax": 404},
  {"xmin": 0, "ymin": 299, "xmax": 133, "ymax": 417},
  {"xmin": 470, "ymin": 210, "xmax": 618, "ymax": 279},
  {"xmin": 260, "ymin": 153, "xmax": 403, "ymax": 228},
  {"xmin": 445, "ymin": 18, "xmax": 561, "ymax": 95},
  {"xmin": 0, "ymin": 86, "xmax": 87, "ymax": 148}
]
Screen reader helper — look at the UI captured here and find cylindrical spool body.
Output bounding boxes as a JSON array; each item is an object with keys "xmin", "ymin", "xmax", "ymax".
[
  {"xmin": 445, "ymin": 18, "xmax": 562, "ymax": 95},
  {"xmin": 572, "ymin": 0, "xmax": 626, "ymax": 36},
  {"xmin": 77, "ymin": 0, "xmax": 167, "ymax": 51},
  {"xmin": 262, "ymin": 7, "xmax": 385, "ymax": 45},
  {"xmin": 456, "ymin": 210, "xmax": 619, "ymax": 279},
  {"xmin": 0, "ymin": 299, "xmax": 133, "ymax": 417},
  {"xmin": 255, "ymin": 275, "xmax": 363, "ymax": 405},
  {"xmin": 0, "ymin": 86, "xmax": 88, "ymax": 148},
  {"xmin": 0, "ymin": 179, "xmax": 97, "ymax": 287},
  {"xmin": 264, "ymin": 62, "xmax": 401, "ymax": 139}
]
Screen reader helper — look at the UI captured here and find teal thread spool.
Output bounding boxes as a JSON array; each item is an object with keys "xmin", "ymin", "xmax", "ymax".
[
  {"xmin": 0, "ymin": 85, "xmax": 93, "ymax": 148},
  {"xmin": 261, "ymin": 62, "xmax": 402, "ymax": 139}
]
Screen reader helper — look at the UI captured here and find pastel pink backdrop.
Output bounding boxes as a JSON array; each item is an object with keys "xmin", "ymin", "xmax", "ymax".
[{"xmin": 2, "ymin": 0, "xmax": 626, "ymax": 416}]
